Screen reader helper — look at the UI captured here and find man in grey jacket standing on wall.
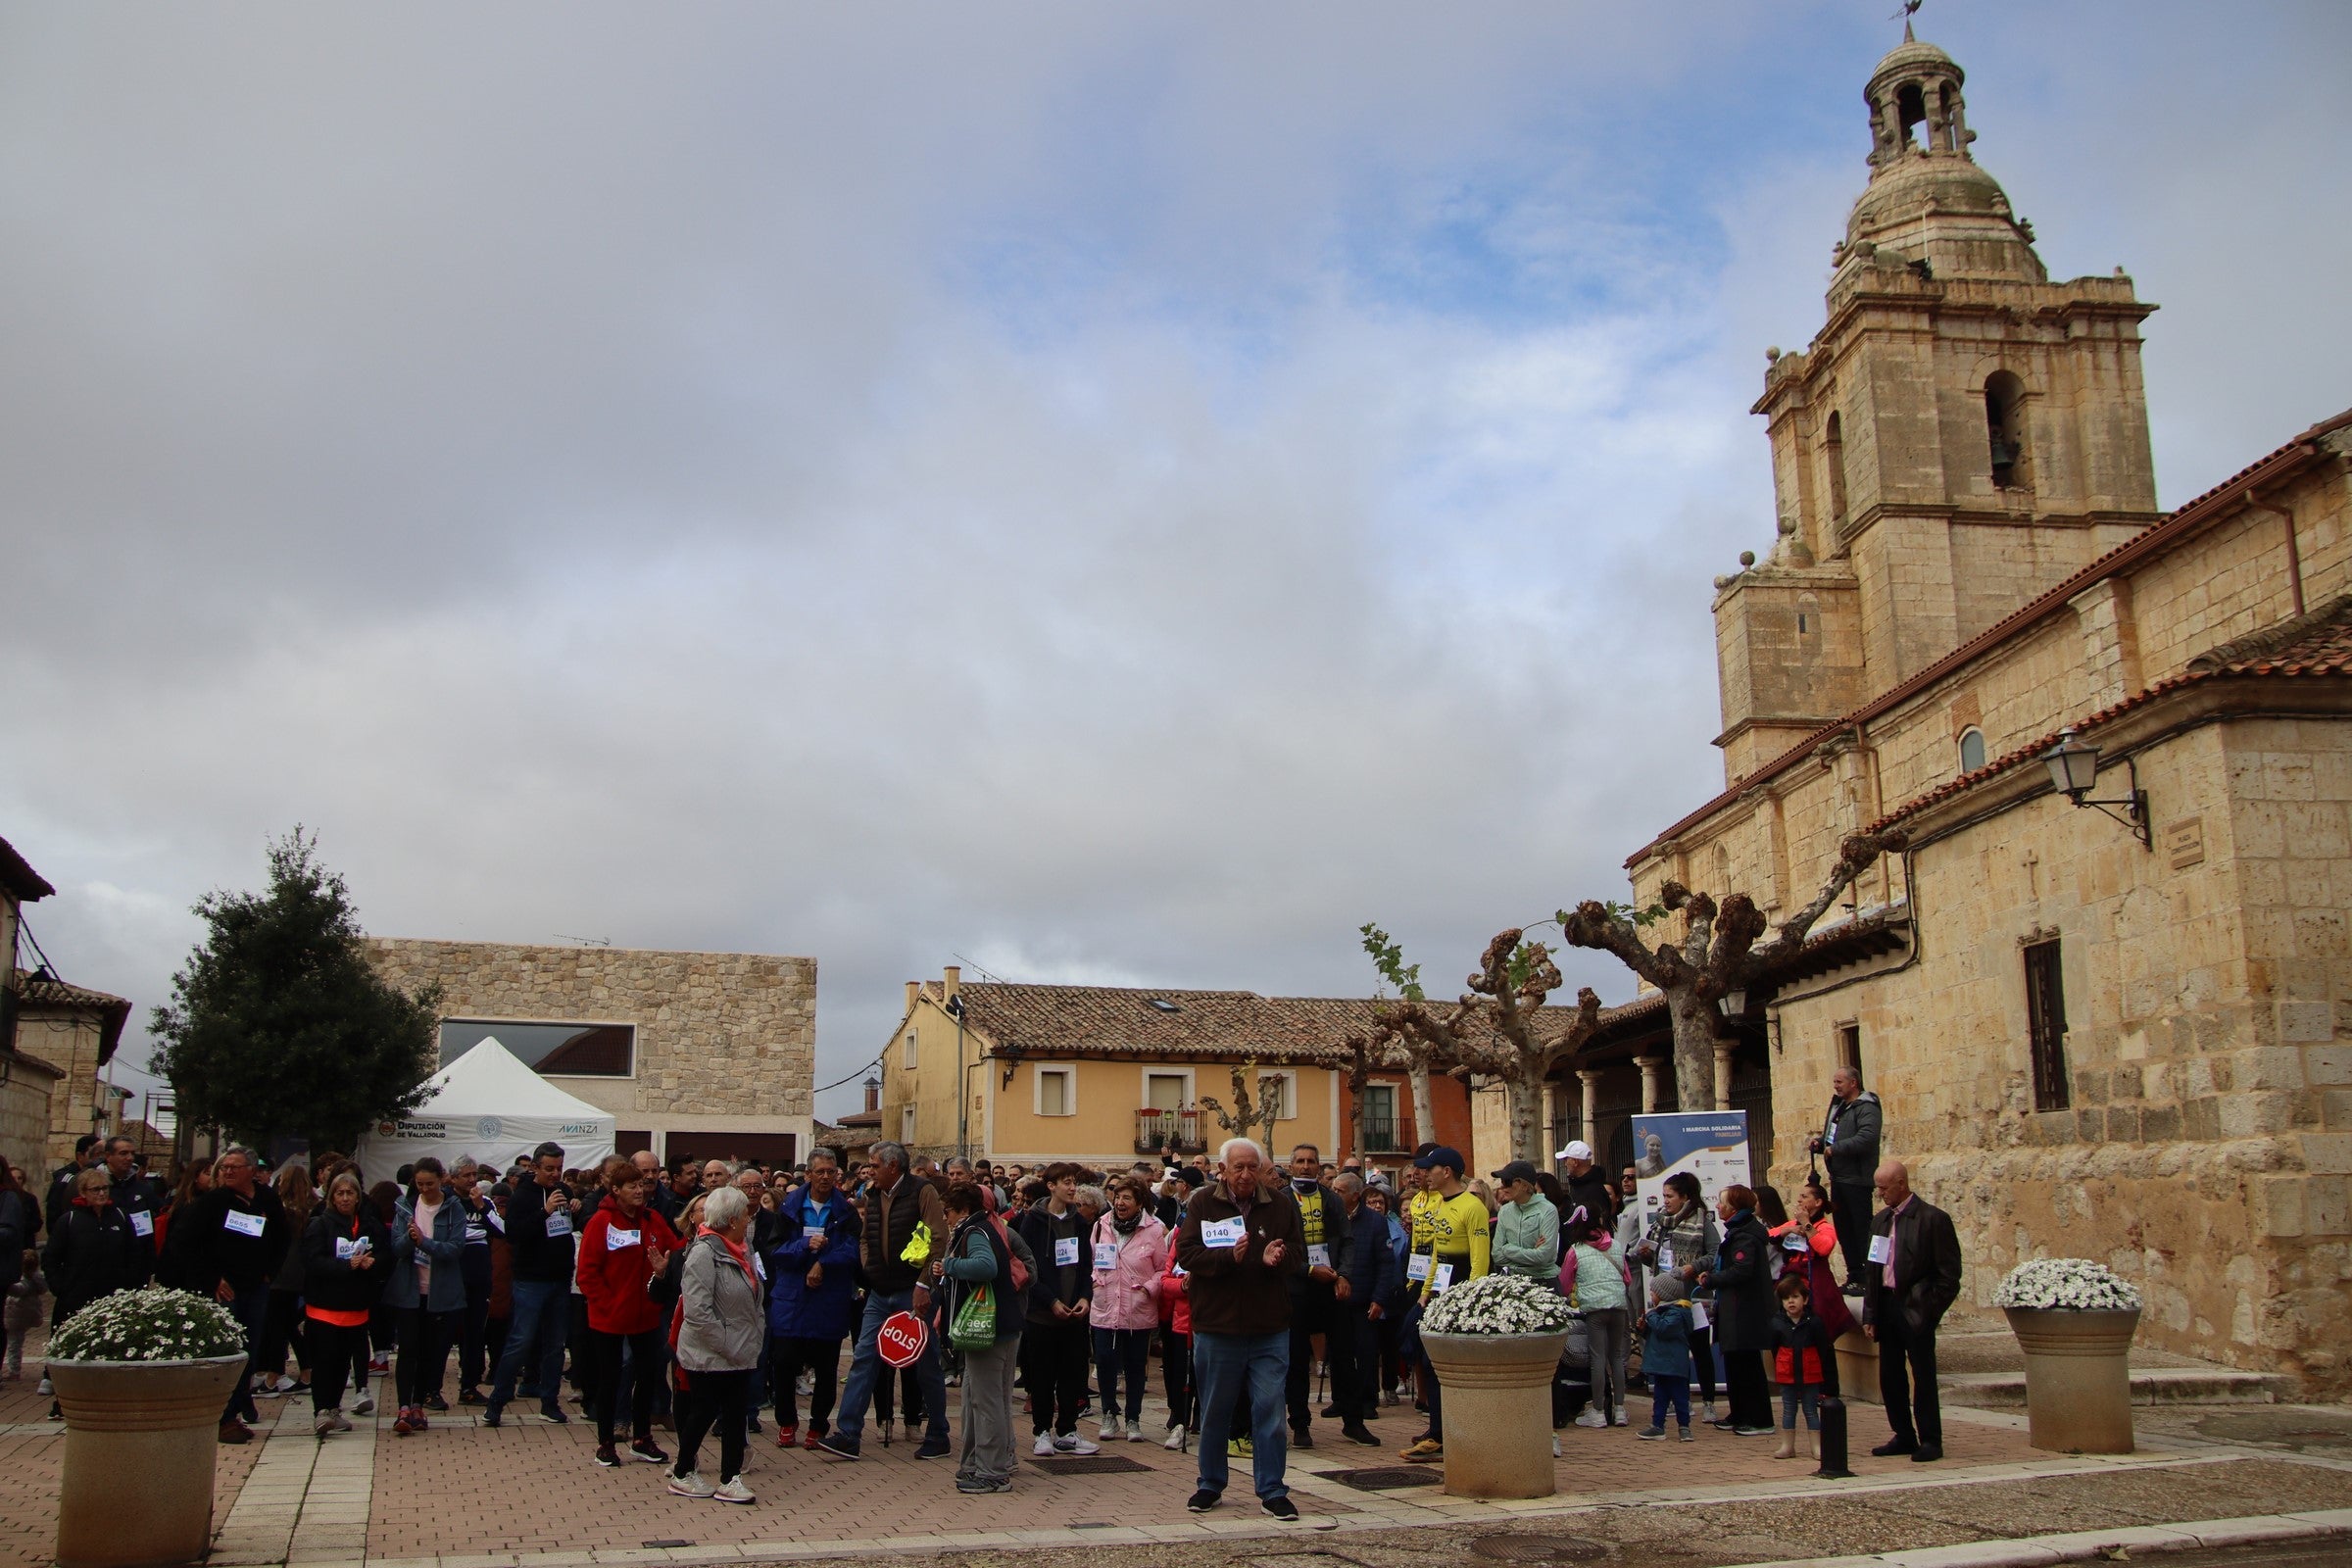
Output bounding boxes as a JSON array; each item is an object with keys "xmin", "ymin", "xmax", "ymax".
[{"xmin": 1810, "ymin": 1067, "xmax": 1881, "ymax": 1291}]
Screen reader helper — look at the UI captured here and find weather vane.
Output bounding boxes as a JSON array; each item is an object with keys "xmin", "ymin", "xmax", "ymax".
[{"xmin": 1893, "ymin": 0, "xmax": 1924, "ymax": 39}]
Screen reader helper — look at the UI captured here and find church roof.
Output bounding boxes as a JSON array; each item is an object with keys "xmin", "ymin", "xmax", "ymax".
[{"xmin": 1628, "ymin": 405, "xmax": 2352, "ymax": 868}]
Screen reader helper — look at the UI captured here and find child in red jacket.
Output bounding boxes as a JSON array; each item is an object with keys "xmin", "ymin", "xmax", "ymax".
[{"xmin": 1763, "ymin": 1274, "xmax": 1836, "ymax": 1462}]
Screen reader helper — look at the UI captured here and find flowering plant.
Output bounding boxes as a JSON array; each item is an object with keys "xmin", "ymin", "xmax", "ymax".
[
  {"xmin": 1420, "ymin": 1272, "xmax": 1574, "ymax": 1336},
  {"xmin": 1993, "ymin": 1257, "xmax": 2142, "ymax": 1312},
  {"xmin": 45, "ymin": 1286, "xmax": 248, "ymax": 1362}
]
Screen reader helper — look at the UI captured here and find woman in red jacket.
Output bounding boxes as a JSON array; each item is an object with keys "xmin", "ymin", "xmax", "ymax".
[{"xmin": 576, "ymin": 1154, "xmax": 679, "ymax": 1468}]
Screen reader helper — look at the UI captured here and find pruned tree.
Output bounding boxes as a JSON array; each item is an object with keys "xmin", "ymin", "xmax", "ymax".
[
  {"xmin": 150, "ymin": 828, "xmax": 443, "ymax": 1153},
  {"xmin": 1355, "ymin": 924, "xmax": 1606, "ymax": 1165},
  {"xmin": 1197, "ymin": 1059, "xmax": 1277, "ymax": 1152},
  {"xmin": 1559, "ymin": 829, "xmax": 1905, "ymax": 1114}
]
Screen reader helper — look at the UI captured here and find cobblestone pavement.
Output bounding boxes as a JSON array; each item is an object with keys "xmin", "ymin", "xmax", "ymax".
[{"xmin": 5, "ymin": 1340, "xmax": 2352, "ymax": 1568}]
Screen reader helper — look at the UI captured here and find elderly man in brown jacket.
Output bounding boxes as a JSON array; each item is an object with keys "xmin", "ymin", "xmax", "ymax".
[{"xmin": 1175, "ymin": 1138, "xmax": 1307, "ymax": 1521}]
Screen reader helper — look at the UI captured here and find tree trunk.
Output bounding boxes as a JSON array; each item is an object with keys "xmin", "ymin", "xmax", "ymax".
[
  {"xmin": 1408, "ymin": 1062, "xmax": 1437, "ymax": 1152},
  {"xmin": 1348, "ymin": 1075, "xmax": 1367, "ymax": 1168},
  {"xmin": 1505, "ymin": 1077, "xmax": 1545, "ymax": 1165},
  {"xmin": 1667, "ymin": 989, "xmax": 1721, "ymax": 1113}
]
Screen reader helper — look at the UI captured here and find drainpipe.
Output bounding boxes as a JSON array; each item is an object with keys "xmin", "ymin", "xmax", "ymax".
[{"xmin": 2242, "ymin": 488, "xmax": 2303, "ymax": 616}]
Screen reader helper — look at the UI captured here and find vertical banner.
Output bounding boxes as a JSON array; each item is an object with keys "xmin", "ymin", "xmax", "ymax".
[{"xmin": 1628, "ymin": 1110, "xmax": 1751, "ymax": 1237}]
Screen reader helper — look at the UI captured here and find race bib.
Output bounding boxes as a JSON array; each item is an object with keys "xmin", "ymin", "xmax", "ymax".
[
  {"xmin": 485, "ymin": 1209, "xmax": 506, "ymax": 1234},
  {"xmin": 546, "ymin": 1211, "xmax": 573, "ymax": 1238},
  {"xmin": 1093, "ymin": 1248, "xmax": 1115, "ymax": 1271},
  {"xmin": 1405, "ymin": 1253, "xmax": 1432, "ymax": 1283},
  {"xmin": 223, "ymin": 1209, "xmax": 267, "ymax": 1238},
  {"xmin": 1867, "ymin": 1235, "xmax": 1893, "ymax": 1265},
  {"xmin": 1431, "ymin": 1262, "xmax": 1455, "ymax": 1293},
  {"xmin": 607, "ymin": 1227, "xmax": 641, "ymax": 1251},
  {"xmin": 335, "ymin": 1237, "xmax": 366, "ymax": 1260},
  {"xmin": 1690, "ymin": 1300, "xmax": 1710, "ymax": 1331},
  {"xmin": 1200, "ymin": 1218, "xmax": 1246, "ymax": 1250},
  {"xmin": 1656, "ymin": 1244, "xmax": 1673, "ymax": 1272},
  {"xmin": 129, "ymin": 1210, "xmax": 154, "ymax": 1238},
  {"xmin": 466, "ymin": 1223, "xmax": 488, "ymax": 1245},
  {"xmin": 1306, "ymin": 1243, "xmax": 1331, "ymax": 1270},
  {"xmin": 1054, "ymin": 1237, "xmax": 1081, "ymax": 1267}
]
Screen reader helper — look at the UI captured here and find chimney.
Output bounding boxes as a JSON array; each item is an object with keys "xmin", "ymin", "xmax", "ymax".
[
  {"xmin": 905, "ymin": 980, "xmax": 917, "ymax": 1014},
  {"xmin": 943, "ymin": 965, "xmax": 961, "ymax": 1006},
  {"xmin": 863, "ymin": 1075, "xmax": 881, "ymax": 1113}
]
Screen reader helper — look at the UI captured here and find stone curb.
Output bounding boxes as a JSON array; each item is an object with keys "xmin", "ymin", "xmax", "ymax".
[{"xmin": 1723, "ymin": 1506, "xmax": 2352, "ymax": 1568}]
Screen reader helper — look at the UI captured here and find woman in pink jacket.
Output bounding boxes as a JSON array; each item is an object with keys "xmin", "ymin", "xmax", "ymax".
[{"xmin": 1087, "ymin": 1174, "xmax": 1166, "ymax": 1443}]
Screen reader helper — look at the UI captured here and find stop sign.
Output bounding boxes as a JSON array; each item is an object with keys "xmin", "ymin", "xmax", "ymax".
[{"xmin": 876, "ymin": 1310, "xmax": 928, "ymax": 1368}]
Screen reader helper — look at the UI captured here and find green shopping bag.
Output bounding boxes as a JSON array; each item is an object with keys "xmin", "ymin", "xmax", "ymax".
[{"xmin": 950, "ymin": 1281, "xmax": 997, "ymax": 1351}]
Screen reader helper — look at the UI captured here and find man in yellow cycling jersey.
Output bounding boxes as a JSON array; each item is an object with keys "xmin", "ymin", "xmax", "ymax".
[{"xmin": 1398, "ymin": 1146, "xmax": 1489, "ymax": 1462}]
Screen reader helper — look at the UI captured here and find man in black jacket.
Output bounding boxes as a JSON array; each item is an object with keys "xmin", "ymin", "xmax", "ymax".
[
  {"xmin": 45, "ymin": 1134, "xmax": 101, "ymax": 1234},
  {"xmin": 100, "ymin": 1136, "xmax": 165, "ymax": 1272},
  {"xmin": 1330, "ymin": 1172, "xmax": 1395, "ymax": 1445},
  {"xmin": 1861, "ymin": 1159, "xmax": 1962, "ymax": 1462},
  {"xmin": 1281, "ymin": 1144, "xmax": 1351, "ymax": 1449},
  {"xmin": 485, "ymin": 1141, "xmax": 575, "ymax": 1428},
  {"xmin": 1811, "ymin": 1067, "xmax": 1883, "ymax": 1289},
  {"xmin": 185, "ymin": 1147, "xmax": 285, "ymax": 1443}
]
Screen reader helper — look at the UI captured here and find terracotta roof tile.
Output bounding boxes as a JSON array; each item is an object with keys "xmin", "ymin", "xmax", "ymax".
[
  {"xmin": 0, "ymin": 836, "xmax": 53, "ymax": 903},
  {"xmin": 1628, "ymin": 406, "xmax": 2352, "ymax": 868},
  {"xmin": 7, "ymin": 967, "xmax": 132, "ymax": 1060}
]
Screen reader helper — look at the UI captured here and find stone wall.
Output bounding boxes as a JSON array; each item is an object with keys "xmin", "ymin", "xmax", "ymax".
[
  {"xmin": 0, "ymin": 1072, "xmax": 54, "ymax": 1185},
  {"xmin": 366, "ymin": 940, "xmax": 816, "ymax": 1154},
  {"xmin": 15, "ymin": 1015, "xmax": 106, "ymax": 1169}
]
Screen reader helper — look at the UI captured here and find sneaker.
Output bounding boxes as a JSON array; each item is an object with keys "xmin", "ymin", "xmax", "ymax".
[
  {"xmin": 1399, "ymin": 1436, "xmax": 1443, "ymax": 1463},
  {"xmin": 1034, "ymin": 1433, "xmax": 1057, "ymax": 1457},
  {"xmin": 411, "ymin": 1408, "xmax": 430, "ymax": 1430},
  {"xmin": 392, "ymin": 1411, "xmax": 416, "ymax": 1437},
  {"xmin": 458, "ymin": 1388, "xmax": 487, "ymax": 1405},
  {"xmin": 594, "ymin": 1444, "xmax": 619, "ymax": 1467},
  {"xmin": 775, "ymin": 1424, "xmax": 799, "ymax": 1447},
  {"xmin": 1261, "ymin": 1496, "xmax": 1299, "ymax": 1522},
  {"xmin": 915, "ymin": 1436, "xmax": 951, "ymax": 1459},
  {"xmin": 1700, "ymin": 1402, "xmax": 1717, "ymax": 1424},
  {"xmin": 1228, "ymin": 1436, "xmax": 1253, "ymax": 1457},
  {"xmin": 327, "ymin": 1410, "xmax": 353, "ymax": 1434},
  {"xmin": 424, "ymin": 1393, "xmax": 449, "ymax": 1413},
  {"xmin": 315, "ymin": 1413, "xmax": 340, "ymax": 1439},
  {"xmin": 1343, "ymin": 1424, "xmax": 1380, "ymax": 1446},
  {"xmin": 1382, "ymin": 1389, "xmax": 1398, "ymax": 1406},
  {"xmin": 1292, "ymin": 1423, "xmax": 1314, "ymax": 1450},
  {"xmin": 266, "ymin": 1374, "xmax": 301, "ymax": 1395},
  {"xmin": 1735, "ymin": 1425, "xmax": 1774, "ymax": 1437},
  {"xmin": 746, "ymin": 1413, "xmax": 761, "ymax": 1435},
  {"xmin": 712, "ymin": 1476, "xmax": 755, "ymax": 1504},
  {"xmin": 814, "ymin": 1432, "xmax": 860, "ymax": 1460},
  {"xmin": 1679, "ymin": 1426, "xmax": 1695, "ymax": 1443},
  {"xmin": 1127, "ymin": 1421, "xmax": 1151, "ymax": 1443},
  {"xmin": 1574, "ymin": 1410, "xmax": 1606, "ymax": 1429},
  {"xmin": 352, "ymin": 1395, "xmax": 375, "ymax": 1417},
  {"xmin": 36, "ymin": 1378, "xmax": 51, "ymax": 1396},
  {"xmin": 538, "ymin": 1407, "xmax": 569, "ymax": 1425},
  {"xmin": 369, "ymin": 1354, "xmax": 391, "ymax": 1374},
  {"xmin": 1162, "ymin": 1424, "xmax": 1189, "ymax": 1452},
  {"xmin": 1638, "ymin": 1425, "xmax": 1666, "ymax": 1441},
  {"xmin": 666, "ymin": 1470, "xmax": 714, "ymax": 1499},
  {"xmin": 630, "ymin": 1437, "xmax": 669, "ymax": 1464},
  {"xmin": 802, "ymin": 1430, "xmax": 822, "ymax": 1449},
  {"xmin": 1612, "ymin": 1413, "xmax": 1629, "ymax": 1427},
  {"xmin": 481, "ymin": 1402, "xmax": 502, "ymax": 1429},
  {"xmin": 1056, "ymin": 1434, "xmax": 1100, "ymax": 1455},
  {"xmin": 1186, "ymin": 1489, "xmax": 1220, "ymax": 1513},
  {"xmin": 1552, "ymin": 1434, "xmax": 1562, "ymax": 1458},
  {"xmin": 218, "ymin": 1418, "xmax": 255, "ymax": 1445},
  {"xmin": 1101, "ymin": 1415, "xmax": 1124, "ymax": 1442}
]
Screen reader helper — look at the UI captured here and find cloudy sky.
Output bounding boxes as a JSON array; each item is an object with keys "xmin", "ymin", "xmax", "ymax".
[{"xmin": 5, "ymin": 3, "xmax": 2347, "ymax": 1120}]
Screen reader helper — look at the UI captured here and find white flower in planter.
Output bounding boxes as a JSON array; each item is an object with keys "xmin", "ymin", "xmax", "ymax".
[
  {"xmin": 1419, "ymin": 1273, "xmax": 1573, "ymax": 1336},
  {"xmin": 46, "ymin": 1286, "xmax": 248, "ymax": 1362},
  {"xmin": 1992, "ymin": 1257, "xmax": 2142, "ymax": 1312}
]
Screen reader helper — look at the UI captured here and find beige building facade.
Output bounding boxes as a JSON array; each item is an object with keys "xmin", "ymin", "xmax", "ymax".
[
  {"xmin": 367, "ymin": 940, "xmax": 816, "ymax": 1168},
  {"xmin": 1592, "ymin": 34, "xmax": 2352, "ymax": 1392}
]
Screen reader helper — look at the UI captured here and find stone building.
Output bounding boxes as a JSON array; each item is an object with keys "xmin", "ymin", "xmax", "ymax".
[
  {"xmin": 1567, "ymin": 33, "xmax": 2352, "ymax": 1392},
  {"xmin": 366, "ymin": 939, "xmax": 816, "ymax": 1167},
  {"xmin": 885, "ymin": 966, "xmax": 1477, "ymax": 1175},
  {"xmin": 1, "ymin": 835, "xmax": 111, "ymax": 1174}
]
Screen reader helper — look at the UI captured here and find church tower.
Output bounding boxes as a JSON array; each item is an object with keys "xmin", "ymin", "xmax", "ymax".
[{"xmin": 1710, "ymin": 32, "xmax": 2164, "ymax": 785}]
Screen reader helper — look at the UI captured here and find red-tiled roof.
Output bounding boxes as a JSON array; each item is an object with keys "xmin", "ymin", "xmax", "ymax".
[
  {"xmin": 0, "ymin": 837, "xmax": 53, "ymax": 903},
  {"xmin": 1869, "ymin": 593, "xmax": 2352, "ymax": 832},
  {"xmin": 1628, "ymin": 406, "xmax": 2352, "ymax": 868},
  {"xmin": 7, "ymin": 968, "xmax": 133, "ymax": 1062}
]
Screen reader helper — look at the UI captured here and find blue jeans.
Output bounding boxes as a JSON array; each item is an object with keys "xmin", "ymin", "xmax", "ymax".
[
  {"xmin": 489, "ymin": 1279, "xmax": 568, "ymax": 1415},
  {"xmin": 222, "ymin": 1287, "xmax": 268, "ymax": 1423},
  {"xmin": 1192, "ymin": 1329, "xmax": 1289, "ymax": 1502},
  {"xmin": 834, "ymin": 1288, "xmax": 947, "ymax": 1446}
]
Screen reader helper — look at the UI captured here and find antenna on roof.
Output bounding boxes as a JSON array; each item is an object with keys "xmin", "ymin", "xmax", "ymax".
[
  {"xmin": 555, "ymin": 934, "xmax": 612, "ymax": 947},
  {"xmin": 950, "ymin": 952, "xmax": 1013, "ymax": 984}
]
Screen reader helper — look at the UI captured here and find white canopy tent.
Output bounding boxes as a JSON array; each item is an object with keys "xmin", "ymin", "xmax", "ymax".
[{"xmin": 354, "ymin": 1036, "xmax": 615, "ymax": 1178}]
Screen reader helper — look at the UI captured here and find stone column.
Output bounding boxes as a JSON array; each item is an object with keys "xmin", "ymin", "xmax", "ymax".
[
  {"xmin": 1577, "ymin": 1068, "xmax": 1602, "ymax": 1152},
  {"xmin": 1713, "ymin": 1045, "xmax": 1736, "ymax": 1113},
  {"xmin": 1541, "ymin": 1080, "xmax": 1559, "ymax": 1156},
  {"xmin": 1636, "ymin": 1056, "xmax": 1664, "ymax": 1113}
]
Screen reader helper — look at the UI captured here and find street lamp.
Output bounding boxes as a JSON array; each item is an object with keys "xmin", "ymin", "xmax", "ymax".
[
  {"xmin": 1716, "ymin": 985, "xmax": 1747, "ymax": 1019},
  {"xmin": 2038, "ymin": 727, "xmax": 2151, "ymax": 850}
]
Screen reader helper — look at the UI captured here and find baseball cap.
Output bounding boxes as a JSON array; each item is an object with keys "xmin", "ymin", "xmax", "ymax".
[
  {"xmin": 1492, "ymin": 1159, "xmax": 1541, "ymax": 1186},
  {"xmin": 1412, "ymin": 1146, "xmax": 1465, "ymax": 1174},
  {"xmin": 1555, "ymin": 1139, "xmax": 1594, "ymax": 1162}
]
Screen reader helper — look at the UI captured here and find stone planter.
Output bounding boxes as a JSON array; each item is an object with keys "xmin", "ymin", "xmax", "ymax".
[
  {"xmin": 50, "ymin": 1355, "xmax": 251, "ymax": 1568},
  {"xmin": 1418, "ymin": 1329, "xmax": 1570, "ymax": 1498},
  {"xmin": 2003, "ymin": 1306, "xmax": 2139, "ymax": 1454}
]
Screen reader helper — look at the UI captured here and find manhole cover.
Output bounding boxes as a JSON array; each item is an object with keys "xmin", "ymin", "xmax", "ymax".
[
  {"xmin": 1026, "ymin": 1452, "xmax": 1154, "ymax": 1475},
  {"xmin": 1327, "ymin": 1465, "xmax": 1445, "ymax": 1491},
  {"xmin": 1471, "ymin": 1535, "xmax": 1611, "ymax": 1565}
]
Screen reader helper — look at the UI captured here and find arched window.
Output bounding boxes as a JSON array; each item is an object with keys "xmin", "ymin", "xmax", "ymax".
[
  {"xmin": 1825, "ymin": 411, "xmax": 1849, "ymax": 526},
  {"xmin": 1985, "ymin": 371, "xmax": 2028, "ymax": 489},
  {"xmin": 1958, "ymin": 727, "xmax": 1987, "ymax": 773},
  {"xmin": 1896, "ymin": 82, "xmax": 1928, "ymax": 151}
]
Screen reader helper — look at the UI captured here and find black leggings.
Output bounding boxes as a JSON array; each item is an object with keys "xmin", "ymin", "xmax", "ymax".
[
  {"xmin": 1019, "ymin": 1316, "xmax": 1090, "ymax": 1436},
  {"xmin": 262, "ymin": 1291, "xmax": 309, "ymax": 1377},
  {"xmin": 591, "ymin": 1327, "xmax": 664, "ymax": 1446},
  {"xmin": 395, "ymin": 1307, "xmax": 459, "ymax": 1407},
  {"xmin": 674, "ymin": 1367, "xmax": 752, "ymax": 1484},
  {"xmin": 771, "ymin": 1336, "xmax": 840, "ymax": 1433},
  {"xmin": 309, "ymin": 1320, "xmax": 368, "ymax": 1415},
  {"xmin": 1689, "ymin": 1325, "xmax": 1719, "ymax": 1403},
  {"xmin": 1723, "ymin": 1348, "xmax": 1773, "ymax": 1430},
  {"xmin": 1161, "ymin": 1330, "xmax": 1193, "ymax": 1430}
]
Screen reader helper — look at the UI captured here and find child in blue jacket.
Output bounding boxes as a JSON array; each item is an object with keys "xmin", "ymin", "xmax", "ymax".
[{"xmin": 1637, "ymin": 1273, "xmax": 1696, "ymax": 1442}]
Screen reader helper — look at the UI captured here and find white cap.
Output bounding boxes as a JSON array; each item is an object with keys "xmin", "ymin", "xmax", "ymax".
[{"xmin": 1556, "ymin": 1140, "xmax": 1594, "ymax": 1162}]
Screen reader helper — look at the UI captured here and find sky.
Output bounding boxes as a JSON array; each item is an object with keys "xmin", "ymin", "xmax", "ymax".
[{"xmin": 4, "ymin": 3, "xmax": 2347, "ymax": 1121}]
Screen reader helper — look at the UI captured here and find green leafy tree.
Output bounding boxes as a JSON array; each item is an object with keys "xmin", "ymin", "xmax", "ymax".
[{"xmin": 150, "ymin": 829, "xmax": 441, "ymax": 1152}]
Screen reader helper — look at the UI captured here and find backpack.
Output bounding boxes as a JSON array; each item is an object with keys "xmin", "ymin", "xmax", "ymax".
[{"xmin": 987, "ymin": 1212, "xmax": 1031, "ymax": 1294}]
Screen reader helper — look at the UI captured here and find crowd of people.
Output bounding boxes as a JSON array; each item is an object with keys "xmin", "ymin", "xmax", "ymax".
[{"xmin": 12, "ymin": 1063, "xmax": 1963, "ymax": 1511}]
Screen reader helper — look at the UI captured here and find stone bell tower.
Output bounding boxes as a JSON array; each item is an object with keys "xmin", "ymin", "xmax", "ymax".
[{"xmin": 1709, "ymin": 31, "xmax": 2165, "ymax": 785}]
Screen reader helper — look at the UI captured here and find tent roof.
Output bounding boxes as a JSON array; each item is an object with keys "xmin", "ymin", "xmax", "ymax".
[{"xmin": 420, "ymin": 1037, "xmax": 612, "ymax": 1122}]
